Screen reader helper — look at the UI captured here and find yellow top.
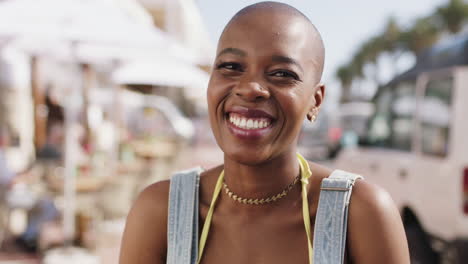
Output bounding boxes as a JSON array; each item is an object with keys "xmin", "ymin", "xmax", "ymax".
[{"xmin": 197, "ymin": 153, "xmax": 313, "ymax": 264}]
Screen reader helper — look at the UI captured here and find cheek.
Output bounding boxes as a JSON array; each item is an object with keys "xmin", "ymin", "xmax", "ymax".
[
  {"xmin": 206, "ymin": 78, "xmax": 220, "ymax": 112},
  {"xmin": 282, "ymin": 90, "xmax": 311, "ymax": 121},
  {"xmin": 207, "ymin": 76, "xmax": 234, "ymax": 110},
  {"xmin": 206, "ymin": 89, "xmax": 218, "ymax": 129},
  {"xmin": 206, "ymin": 78, "xmax": 228, "ymax": 128}
]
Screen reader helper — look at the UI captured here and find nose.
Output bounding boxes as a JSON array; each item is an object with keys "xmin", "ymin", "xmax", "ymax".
[{"xmin": 234, "ymin": 78, "xmax": 270, "ymax": 102}]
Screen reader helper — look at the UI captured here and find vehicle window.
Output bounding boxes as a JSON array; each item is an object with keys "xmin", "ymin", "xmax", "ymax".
[
  {"xmin": 390, "ymin": 81, "xmax": 416, "ymax": 151},
  {"xmin": 368, "ymin": 88, "xmax": 392, "ymax": 147},
  {"xmin": 420, "ymin": 77, "xmax": 452, "ymax": 157},
  {"xmin": 367, "ymin": 81, "xmax": 416, "ymax": 151}
]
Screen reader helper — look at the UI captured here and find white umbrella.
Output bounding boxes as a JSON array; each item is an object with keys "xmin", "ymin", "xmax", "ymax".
[
  {"xmin": 0, "ymin": 0, "xmax": 197, "ymax": 244},
  {"xmin": 112, "ymin": 60, "xmax": 209, "ymax": 111},
  {"xmin": 112, "ymin": 60, "xmax": 209, "ymax": 88},
  {"xmin": 75, "ymin": 43, "xmax": 195, "ymax": 65},
  {"xmin": 0, "ymin": 0, "xmax": 198, "ymax": 64}
]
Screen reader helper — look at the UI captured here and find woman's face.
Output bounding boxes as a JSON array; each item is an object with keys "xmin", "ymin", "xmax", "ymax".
[{"xmin": 207, "ymin": 11, "xmax": 324, "ymax": 165}]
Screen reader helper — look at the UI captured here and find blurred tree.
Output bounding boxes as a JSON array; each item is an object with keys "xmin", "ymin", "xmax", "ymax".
[
  {"xmin": 335, "ymin": 0, "xmax": 468, "ymax": 102},
  {"xmin": 336, "ymin": 65, "xmax": 353, "ymax": 103},
  {"xmin": 400, "ymin": 16, "xmax": 440, "ymax": 54},
  {"xmin": 382, "ymin": 17, "xmax": 401, "ymax": 52},
  {"xmin": 337, "ymin": 18, "xmax": 400, "ymax": 102},
  {"xmin": 436, "ymin": 0, "xmax": 468, "ymax": 34}
]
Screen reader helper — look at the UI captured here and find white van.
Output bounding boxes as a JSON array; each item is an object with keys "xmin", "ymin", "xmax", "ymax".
[{"xmin": 335, "ymin": 35, "xmax": 468, "ymax": 263}]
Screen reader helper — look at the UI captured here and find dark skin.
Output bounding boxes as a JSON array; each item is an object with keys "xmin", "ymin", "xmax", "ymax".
[{"xmin": 119, "ymin": 3, "xmax": 410, "ymax": 264}]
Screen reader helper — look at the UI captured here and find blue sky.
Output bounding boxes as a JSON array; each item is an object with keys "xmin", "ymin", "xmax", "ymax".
[{"xmin": 196, "ymin": 0, "xmax": 447, "ymax": 85}]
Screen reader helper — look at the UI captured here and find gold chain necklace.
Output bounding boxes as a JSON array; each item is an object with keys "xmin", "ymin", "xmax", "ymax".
[{"xmin": 222, "ymin": 175, "xmax": 300, "ymax": 205}]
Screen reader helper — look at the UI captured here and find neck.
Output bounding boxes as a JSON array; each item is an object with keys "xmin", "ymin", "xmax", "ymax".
[{"xmin": 222, "ymin": 150, "xmax": 300, "ymax": 202}]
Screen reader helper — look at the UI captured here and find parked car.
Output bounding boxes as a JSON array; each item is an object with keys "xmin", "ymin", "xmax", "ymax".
[{"xmin": 335, "ymin": 34, "xmax": 468, "ymax": 263}]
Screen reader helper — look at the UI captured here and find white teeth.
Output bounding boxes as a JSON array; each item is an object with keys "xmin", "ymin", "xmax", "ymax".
[
  {"xmin": 246, "ymin": 119, "xmax": 253, "ymax": 129},
  {"xmin": 228, "ymin": 113, "xmax": 271, "ymax": 130},
  {"xmin": 240, "ymin": 118, "xmax": 246, "ymax": 127}
]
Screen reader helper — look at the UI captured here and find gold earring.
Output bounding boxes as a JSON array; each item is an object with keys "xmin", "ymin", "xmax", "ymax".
[{"xmin": 309, "ymin": 107, "xmax": 319, "ymax": 122}]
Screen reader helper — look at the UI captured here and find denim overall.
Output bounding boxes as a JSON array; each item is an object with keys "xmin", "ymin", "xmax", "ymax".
[{"xmin": 166, "ymin": 168, "xmax": 362, "ymax": 264}]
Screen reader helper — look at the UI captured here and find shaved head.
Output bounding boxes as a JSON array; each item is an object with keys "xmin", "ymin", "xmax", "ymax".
[
  {"xmin": 233, "ymin": 1, "xmax": 312, "ymax": 25},
  {"xmin": 219, "ymin": 1, "xmax": 325, "ymax": 80}
]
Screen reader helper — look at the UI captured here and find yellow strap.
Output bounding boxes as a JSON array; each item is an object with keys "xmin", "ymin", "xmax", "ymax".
[
  {"xmin": 197, "ymin": 170, "xmax": 224, "ymax": 264},
  {"xmin": 297, "ymin": 153, "xmax": 314, "ymax": 263},
  {"xmin": 197, "ymin": 153, "xmax": 313, "ymax": 264}
]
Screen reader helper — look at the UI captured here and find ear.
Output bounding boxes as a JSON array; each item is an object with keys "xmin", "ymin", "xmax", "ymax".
[{"xmin": 307, "ymin": 83, "xmax": 325, "ymax": 118}]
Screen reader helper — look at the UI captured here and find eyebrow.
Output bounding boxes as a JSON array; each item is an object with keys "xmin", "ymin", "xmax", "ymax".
[
  {"xmin": 215, "ymin": 49, "xmax": 305, "ymax": 73},
  {"xmin": 216, "ymin": 47, "xmax": 247, "ymax": 58},
  {"xmin": 271, "ymin": 55, "xmax": 304, "ymax": 73}
]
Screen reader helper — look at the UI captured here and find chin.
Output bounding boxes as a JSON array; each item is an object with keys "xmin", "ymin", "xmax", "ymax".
[{"xmin": 221, "ymin": 145, "xmax": 281, "ymax": 166}]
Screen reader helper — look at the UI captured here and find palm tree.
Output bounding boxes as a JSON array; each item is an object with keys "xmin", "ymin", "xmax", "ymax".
[
  {"xmin": 436, "ymin": 0, "xmax": 468, "ymax": 34},
  {"xmin": 382, "ymin": 17, "xmax": 401, "ymax": 52},
  {"xmin": 400, "ymin": 16, "xmax": 440, "ymax": 55},
  {"xmin": 335, "ymin": 0, "xmax": 468, "ymax": 102},
  {"xmin": 336, "ymin": 65, "xmax": 354, "ymax": 103},
  {"xmin": 335, "ymin": 18, "xmax": 401, "ymax": 100}
]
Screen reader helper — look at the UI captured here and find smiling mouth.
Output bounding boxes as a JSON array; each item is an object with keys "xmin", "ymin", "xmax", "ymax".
[{"xmin": 227, "ymin": 112, "xmax": 273, "ymax": 130}]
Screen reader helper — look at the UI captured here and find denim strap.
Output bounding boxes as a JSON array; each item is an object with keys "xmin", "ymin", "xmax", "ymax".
[
  {"xmin": 167, "ymin": 168, "xmax": 202, "ymax": 264},
  {"xmin": 313, "ymin": 170, "xmax": 363, "ymax": 264}
]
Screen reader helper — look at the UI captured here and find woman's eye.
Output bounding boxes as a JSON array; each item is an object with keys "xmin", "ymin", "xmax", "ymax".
[
  {"xmin": 270, "ymin": 70, "xmax": 299, "ymax": 80},
  {"xmin": 273, "ymin": 71, "xmax": 289, "ymax": 77},
  {"xmin": 216, "ymin": 62, "xmax": 243, "ymax": 72}
]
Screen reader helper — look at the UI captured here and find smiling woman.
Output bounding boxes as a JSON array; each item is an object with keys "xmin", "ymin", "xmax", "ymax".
[{"xmin": 118, "ymin": 2, "xmax": 410, "ymax": 264}]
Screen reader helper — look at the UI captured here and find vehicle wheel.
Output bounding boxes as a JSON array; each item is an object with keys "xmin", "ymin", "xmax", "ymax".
[{"xmin": 405, "ymin": 222, "xmax": 440, "ymax": 264}]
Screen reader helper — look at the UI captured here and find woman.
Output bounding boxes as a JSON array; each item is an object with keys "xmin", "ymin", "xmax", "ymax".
[{"xmin": 119, "ymin": 2, "xmax": 410, "ymax": 263}]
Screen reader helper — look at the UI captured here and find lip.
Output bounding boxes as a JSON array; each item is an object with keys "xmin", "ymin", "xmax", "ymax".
[
  {"xmin": 226, "ymin": 105, "xmax": 275, "ymax": 120},
  {"xmin": 224, "ymin": 105, "xmax": 276, "ymax": 140},
  {"xmin": 226, "ymin": 120, "xmax": 273, "ymax": 140}
]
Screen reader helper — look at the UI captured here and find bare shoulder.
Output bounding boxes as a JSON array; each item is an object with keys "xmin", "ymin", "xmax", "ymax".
[
  {"xmin": 119, "ymin": 180, "xmax": 170, "ymax": 264},
  {"xmin": 351, "ymin": 179, "xmax": 396, "ymax": 217},
  {"xmin": 347, "ymin": 179, "xmax": 410, "ymax": 264}
]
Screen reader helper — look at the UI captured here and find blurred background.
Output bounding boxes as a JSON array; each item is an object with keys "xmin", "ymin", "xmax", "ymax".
[{"xmin": 0, "ymin": 0, "xmax": 467, "ymax": 263}]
